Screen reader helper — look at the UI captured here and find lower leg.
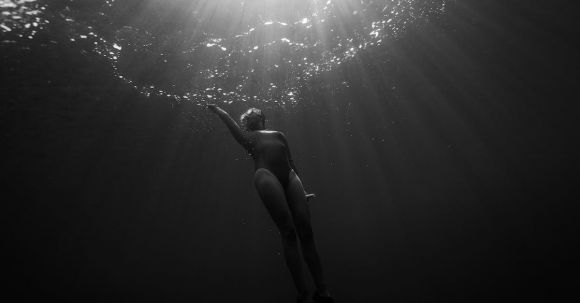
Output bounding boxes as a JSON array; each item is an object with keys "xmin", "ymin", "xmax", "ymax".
[
  {"xmin": 253, "ymin": 169, "xmax": 308, "ymax": 298},
  {"xmin": 281, "ymin": 233, "xmax": 309, "ymax": 297},
  {"xmin": 300, "ymin": 236, "xmax": 330, "ymax": 296},
  {"xmin": 284, "ymin": 171, "xmax": 331, "ymax": 298}
]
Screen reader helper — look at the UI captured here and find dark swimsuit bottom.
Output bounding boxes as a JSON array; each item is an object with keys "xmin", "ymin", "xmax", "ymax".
[{"xmin": 255, "ymin": 165, "xmax": 293, "ymax": 191}]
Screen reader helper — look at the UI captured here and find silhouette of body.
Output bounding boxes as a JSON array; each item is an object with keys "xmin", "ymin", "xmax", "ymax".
[{"xmin": 208, "ymin": 105, "xmax": 333, "ymax": 303}]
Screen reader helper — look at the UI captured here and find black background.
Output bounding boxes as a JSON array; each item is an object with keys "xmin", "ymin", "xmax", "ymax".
[{"xmin": 2, "ymin": 0, "xmax": 578, "ymax": 301}]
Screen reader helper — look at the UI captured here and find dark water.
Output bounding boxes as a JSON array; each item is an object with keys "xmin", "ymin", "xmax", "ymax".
[{"xmin": 2, "ymin": 0, "xmax": 578, "ymax": 301}]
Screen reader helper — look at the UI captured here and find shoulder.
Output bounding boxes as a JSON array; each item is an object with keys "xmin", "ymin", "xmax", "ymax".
[
  {"xmin": 257, "ymin": 130, "xmax": 284, "ymax": 136},
  {"xmin": 259, "ymin": 129, "xmax": 279, "ymax": 134},
  {"xmin": 274, "ymin": 131, "xmax": 290, "ymax": 146},
  {"xmin": 276, "ymin": 131, "xmax": 285, "ymax": 137},
  {"xmin": 272, "ymin": 131, "xmax": 288, "ymax": 141}
]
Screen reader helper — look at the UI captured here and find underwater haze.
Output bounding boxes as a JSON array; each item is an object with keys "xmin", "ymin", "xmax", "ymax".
[{"xmin": 2, "ymin": 0, "xmax": 578, "ymax": 302}]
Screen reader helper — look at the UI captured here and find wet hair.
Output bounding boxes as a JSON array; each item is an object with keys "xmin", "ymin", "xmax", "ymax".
[{"xmin": 240, "ymin": 108, "xmax": 265, "ymax": 131}]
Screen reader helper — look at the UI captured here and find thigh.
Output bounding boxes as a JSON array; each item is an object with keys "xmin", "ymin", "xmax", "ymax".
[
  {"xmin": 285, "ymin": 170, "xmax": 313, "ymax": 237},
  {"xmin": 254, "ymin": 168, "xmax": 295, "ymax": 233}
]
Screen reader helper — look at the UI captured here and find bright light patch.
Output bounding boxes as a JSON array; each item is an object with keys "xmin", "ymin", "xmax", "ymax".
[{"xmin": 1, "ymin": 0, "xmax": 449, "ymax": 106}]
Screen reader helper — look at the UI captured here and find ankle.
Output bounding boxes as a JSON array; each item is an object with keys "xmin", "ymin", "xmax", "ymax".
[
  {"xmin": 297, "ymin": 291, "xmax": 310, "ymax": 302},
  {"xmin": 315, "ymin": 288, "xmax": 330, "ymax": 297}
]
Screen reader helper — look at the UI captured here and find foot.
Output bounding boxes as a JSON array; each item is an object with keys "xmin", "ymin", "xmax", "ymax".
[
  {"xmin": 312, "ymin": 290, "xmax": 334, "ymax": 303},
  {"xmin": 296, "ymin": 291, "xmax": 311, "ymax": 303}
]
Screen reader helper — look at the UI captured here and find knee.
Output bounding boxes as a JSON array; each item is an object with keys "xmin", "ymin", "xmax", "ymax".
[
  {"xmin": 253, "ymin": 169, "xmax": 267, "ymax": 185},
  {"xmin": 296, "ymin": 224, "xmax": 314, "ymax": 242},
  {"xmin": 254, "ymin": 168, "xmax": 271, "ymax": 179},
  {"xmin": 279, "ymin": 226, "xmax": 298, "ymax": 242}
]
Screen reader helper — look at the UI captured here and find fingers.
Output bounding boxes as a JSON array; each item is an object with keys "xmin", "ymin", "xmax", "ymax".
[{"xmin": 207, "ymin": 104, "xmax": 218, "ymax": 113}]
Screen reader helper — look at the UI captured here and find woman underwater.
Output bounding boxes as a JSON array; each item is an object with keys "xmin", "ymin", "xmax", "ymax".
[{"xmin": 208, "ymin": 105, "xmax": 334, "ymax": 303}]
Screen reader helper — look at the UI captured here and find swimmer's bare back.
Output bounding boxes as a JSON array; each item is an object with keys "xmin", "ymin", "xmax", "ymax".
[{"xmin": 207, "ymin": 104, "xmax": 316, "ymax": 201}]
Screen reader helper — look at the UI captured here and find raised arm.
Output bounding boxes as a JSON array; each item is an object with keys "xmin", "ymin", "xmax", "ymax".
[{"xmin": 208, "ymin": 104, "xmax": 251, "ymax": 149}]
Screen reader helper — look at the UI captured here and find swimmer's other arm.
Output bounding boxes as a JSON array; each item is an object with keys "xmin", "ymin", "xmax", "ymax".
[
  {"xmin": 280, "ymin": 132, "xmax": 316, "ymax": 202},
  {"xmin": 207, "ymin": 104, "xmax": 249, "ymax": 148},
  {"xmin": 279, "ymin": 132, "xmax": 300, "ymax": 175}
]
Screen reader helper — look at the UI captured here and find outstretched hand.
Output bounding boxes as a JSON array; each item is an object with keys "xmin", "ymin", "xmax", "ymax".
[
  {"xmin": 305, "ymin": 193, "xmax": 316, "ymax": 202},
  {"xmin": 207, "ymin": 104, "xmax": 219, "ymax": 113}
]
